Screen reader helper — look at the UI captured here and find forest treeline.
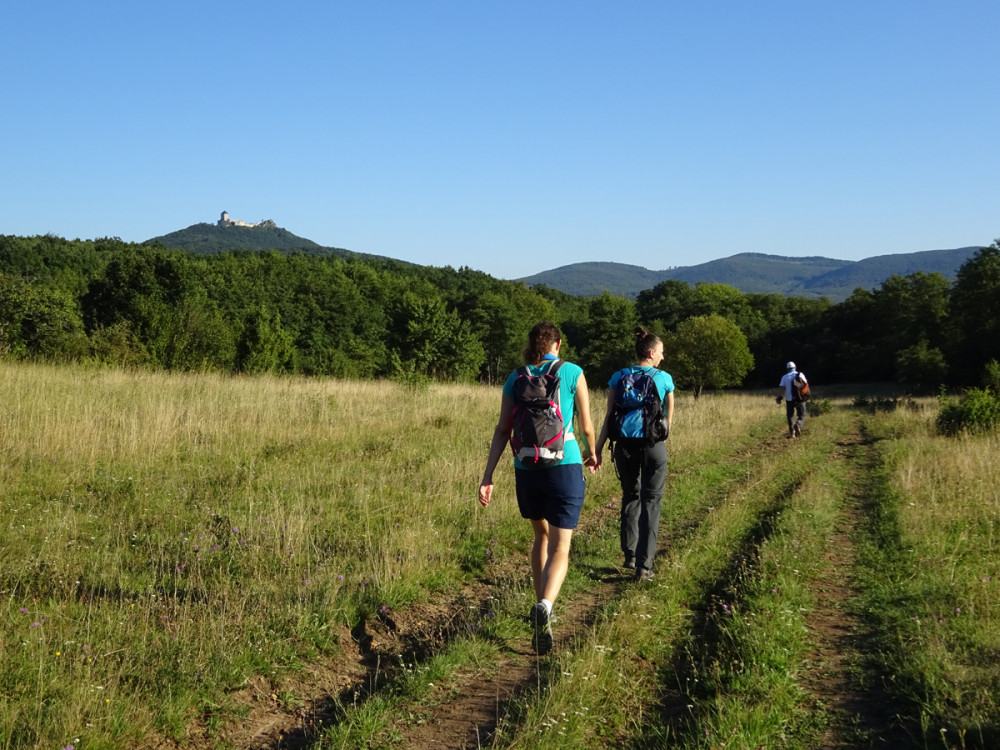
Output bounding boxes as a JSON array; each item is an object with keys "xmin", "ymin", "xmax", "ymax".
[{"xmin": 1, "ymin": 233, "xmax": 998, "ymax": 391}]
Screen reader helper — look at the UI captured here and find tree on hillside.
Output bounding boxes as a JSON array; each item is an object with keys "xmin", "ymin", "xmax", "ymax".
[
  {"xmin": 466, "ymin": 288, "xmax": 556, "ymax": 384},
  {"xmin": 815, "ymin": 271, "xmax": 951, "ymax": 385},
  {"xmin": 667, "ymin": 314, "xmax": 754, "ymax": 398},
  {"xmin": 689, "ymin": 282, "xmax": 768, "ymax": 343},
  {"xmin": 577, "ymin": 292, "xmax": 638, "ymax": 385},
  {"xmin": 635, "ymin": 280, "xmax": 695, "ymax": 331},
  {"xmin": 947, "ymin": 241, "xmax": 1000, "ymax": 384},
  {"xmin": 388, "ymin": 291, "xmax": 484, "ymax": 381},
  {"xmin": 81, "ymin": 248, "xmax": 196, "ymax": 367},
  {"xmin": 235, "ymin": 306, "xmax": 296, "ymax": 374},
  {"xmin": 813, "ymin": 288, "xmax": 878, "ymax": 382},
  {"xmin": 0, "ymin": 273, "xmax": 88, "ymax": 360},
  {"xmin": 877, "ymin": 272, "xmax": 949, "ymax": 386},
  {"xmin": 743, "ymin": 293, "xmax": 830, "ymax": 386},
  {"xmin": 895, "ymin": 339, "xmax": 947, "ymax": 393},
  {"xmin": 162, "ymin": 293, "xmax": 236, "ymax": 372}
]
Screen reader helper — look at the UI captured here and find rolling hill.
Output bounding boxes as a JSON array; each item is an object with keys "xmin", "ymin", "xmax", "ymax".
[
  {"xmin": 518, "ymin": 248, "xmax": 983, "ymax": 302},
  {"xmin": 144, "ymin": 221, "xmax": 407, "ymax": 266}
]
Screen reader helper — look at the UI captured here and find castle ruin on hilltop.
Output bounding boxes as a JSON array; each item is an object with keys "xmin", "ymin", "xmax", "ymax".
[{"xmin": 218, "ymin": 211, "xmax": 276, "ymax": 229}]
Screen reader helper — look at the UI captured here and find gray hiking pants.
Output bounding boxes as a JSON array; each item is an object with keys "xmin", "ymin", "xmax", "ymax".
[
  {"xmin": 614, "ymin": 440, "xmax": 668, "ymax": 571},
  {"xmin": 786, "ymin": 399, "xmax": 807, "ymax": 434}
]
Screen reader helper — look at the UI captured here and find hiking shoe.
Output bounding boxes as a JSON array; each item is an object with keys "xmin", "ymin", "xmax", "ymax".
[
  {"xmin": 529, "ymin": 603, "xmax": 553, "ymax": 654},
  {"xmin": 623, "ymin": 554, "xmax": 636, "ymax": 570},
  {"xmin": 635, "ymin": 568, "xmax": 654, "ymax": 582},
  {"xmin": 793, "ymin": 424, "xmax": 801, "ymax": 437}
]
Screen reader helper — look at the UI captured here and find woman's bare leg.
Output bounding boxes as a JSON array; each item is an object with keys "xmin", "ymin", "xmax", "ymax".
[{"xmin": 530, "ymin": 518, "xmax": 574, "ymax": 604}]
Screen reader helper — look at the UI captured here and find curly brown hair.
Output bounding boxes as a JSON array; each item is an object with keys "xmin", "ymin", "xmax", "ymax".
[{"xmin": 523, "ymin": 321, "xmax": 561, "ymax": 364}]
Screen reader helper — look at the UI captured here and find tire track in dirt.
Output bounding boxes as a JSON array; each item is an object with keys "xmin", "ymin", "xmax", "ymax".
[
  {"xmin": 384, "ymin": 491, "xmax": 646, "ymax": 748},
  {"xmin": 394, "ymin": 577, "xmax": 620, "ymax": 749},
  {"xmin": 803, "ymin": 419, "xmax": 915, "ymax": 748},
  {"xmin": 649, "ymin": 417, "xmax": 918, "ymax": 747}
]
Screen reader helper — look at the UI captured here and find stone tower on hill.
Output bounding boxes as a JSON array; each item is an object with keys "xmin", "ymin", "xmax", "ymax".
[{"xmin": 218, "ymin": 211, "xmax": 275, "ymax": 229}]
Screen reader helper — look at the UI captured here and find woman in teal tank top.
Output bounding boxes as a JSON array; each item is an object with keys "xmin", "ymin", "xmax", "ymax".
[{"xmin": 478, "ymin": 322, "xmax": 598, "ymax": 654}]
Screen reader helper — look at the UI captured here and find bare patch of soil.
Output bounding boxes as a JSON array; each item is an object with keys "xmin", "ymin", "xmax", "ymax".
[
  {"xmin": 218, "ymin": 624, "xmax": 368, "ymax": 750},
  {"xmin": 388, "ymin": 498, "xmax": 622, "ymax": 750},
  {"xmin": 396, "ymin": 581, "xmax": 614, "ymax": 749}
]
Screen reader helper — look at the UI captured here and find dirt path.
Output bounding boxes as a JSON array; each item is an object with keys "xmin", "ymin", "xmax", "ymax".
[
  {"xmin": 395, "ymin": 580, "xmax": 617, "ymax": 749},
  {"xmin": 383, "ymin": 498, "xmax": 624, "ymax": 749},
  {"xmin": 803, "ymin": 420, "xmax": 913, "ymax": 748}
]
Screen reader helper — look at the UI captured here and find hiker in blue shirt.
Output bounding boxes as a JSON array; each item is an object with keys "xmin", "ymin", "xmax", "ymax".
[
  {"xmin": 478, "ymin": 321, "xmax": 598, "ymax": 654},
  {"xmin": 594, "ymin": 327, "xmax": 674, "ymax": 582}
]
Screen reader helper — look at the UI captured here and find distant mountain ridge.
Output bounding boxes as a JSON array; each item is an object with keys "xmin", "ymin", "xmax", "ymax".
[
  {"xmin": 518, "ymin": 247, "xmax": 983, "ymax": 302},
  {"xmin": 146, "ymin": 218, "xmax": 982, "ymax": 302}
]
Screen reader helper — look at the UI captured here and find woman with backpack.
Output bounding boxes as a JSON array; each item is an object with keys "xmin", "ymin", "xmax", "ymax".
[
  {"xmin": 478, "ymin": 321, "xmax": 598, "ymax": 654},
  {"xmin": 594, "ymin": 327, "xmax": 674, "ymax": 582}
]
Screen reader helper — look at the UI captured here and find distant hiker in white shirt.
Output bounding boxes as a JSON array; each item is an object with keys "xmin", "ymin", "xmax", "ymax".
[{"xmin": 777, "ymin": 361, "xmax": 808, "ymax": 438}]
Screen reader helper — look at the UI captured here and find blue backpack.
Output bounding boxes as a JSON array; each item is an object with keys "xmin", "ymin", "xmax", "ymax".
[
  {"xmin": 509, "ymin": 360, "xmax": 566, "ymax": 468},
  {"xmin": 610, "ymin": 367, "xmax": 668, "ymax": 447}
]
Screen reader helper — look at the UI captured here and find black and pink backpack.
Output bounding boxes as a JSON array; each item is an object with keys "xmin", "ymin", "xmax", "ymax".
[{"xmin": 509, "ymin": 360, "xmax": 566, "ymax": 468}]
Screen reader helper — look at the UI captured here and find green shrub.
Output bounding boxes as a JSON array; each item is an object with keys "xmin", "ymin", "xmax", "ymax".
[
  {"xmin": 936, "ymin": 388, "xmax": 1000, "ymax": 435},
  {"xmin": 808, "ymin": 397, "xmax": 833, "ymax": 416}
]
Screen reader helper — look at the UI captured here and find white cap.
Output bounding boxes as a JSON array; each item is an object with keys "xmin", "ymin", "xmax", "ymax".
[{"xmin": 786, "ymin": 361, "xmax": 796, "ymax": 370}]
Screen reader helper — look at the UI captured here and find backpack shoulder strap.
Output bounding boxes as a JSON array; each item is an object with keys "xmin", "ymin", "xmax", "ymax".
[{"xmin": 546, "ymin": 359, "xmax": 564, "ymax": 376}]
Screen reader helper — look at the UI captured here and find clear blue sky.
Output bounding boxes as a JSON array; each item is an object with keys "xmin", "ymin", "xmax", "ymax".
[{"xmin": 3, "ymin": 1, "xmax": 997, "ymax": 280}]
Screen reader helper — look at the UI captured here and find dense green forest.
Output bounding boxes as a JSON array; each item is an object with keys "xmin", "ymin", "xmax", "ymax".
[{"xmin": 1, "ymin": 233, "xmax": 998, "ymax": 391}]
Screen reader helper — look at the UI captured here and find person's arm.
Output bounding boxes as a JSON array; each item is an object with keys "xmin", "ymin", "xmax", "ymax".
[
  {"xmin": 479, "ymin": 393, "xmax": 514, "ymax": 507},
  {"xmin": 594, "ymin": 388, "xmax": 615, "ymax": 468},
  {"xmin": 665, "ymin": 390, "xmax": 674, "ymax": 434},
  {"xmin": 574, "ymin": 373, "xmax": 599, "ymax": 474}
]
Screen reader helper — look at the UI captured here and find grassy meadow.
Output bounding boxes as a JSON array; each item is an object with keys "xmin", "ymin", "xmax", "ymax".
[{"xmin": 2, "ymin": 362, "xmax": 999, "ymax": 749}]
